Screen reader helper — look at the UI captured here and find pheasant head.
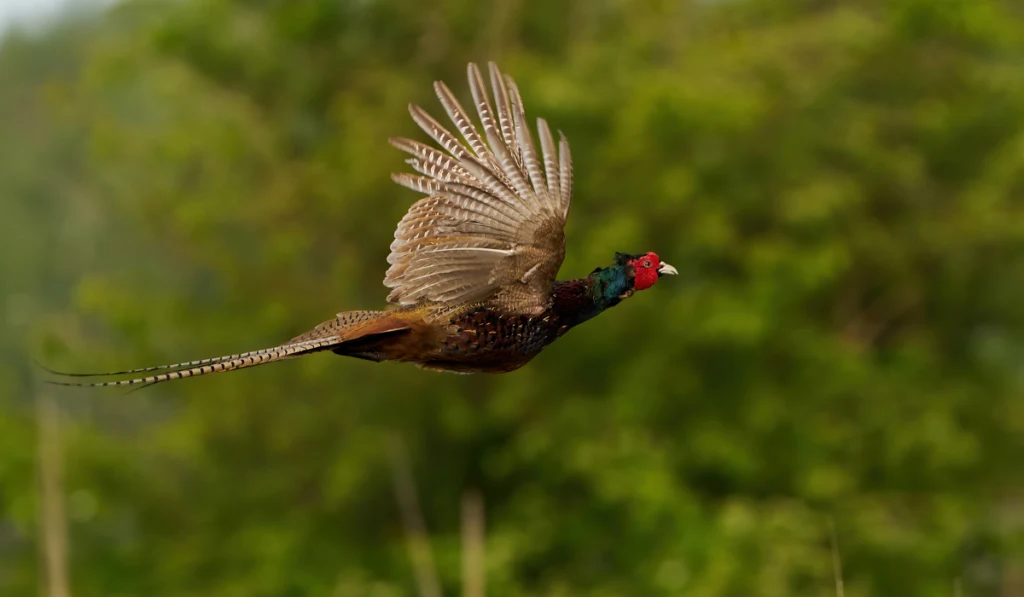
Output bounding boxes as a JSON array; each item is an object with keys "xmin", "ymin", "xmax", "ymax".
[
  {"xmin": 582, "ymin": 251, "xmax": 678, "ymax": 309},
  {"xmin": 614, "ymin": 251, "xmax": 678, "ymax": 292}
]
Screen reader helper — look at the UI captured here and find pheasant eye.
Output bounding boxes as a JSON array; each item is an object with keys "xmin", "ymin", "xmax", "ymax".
[{"xmin": 643, "ymin": 259, "xmax": 652, "ymax": 268}]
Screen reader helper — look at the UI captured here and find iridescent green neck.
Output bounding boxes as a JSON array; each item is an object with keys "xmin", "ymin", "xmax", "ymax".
[{"xmin": 552, "ymin": 264, "xmax": 635, "ymax": 328}]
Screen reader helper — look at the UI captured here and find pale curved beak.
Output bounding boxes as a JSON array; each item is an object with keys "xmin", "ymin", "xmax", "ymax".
[{"xmin": 658, "ymin": 262, "xmax": 678, "ymax": 277}]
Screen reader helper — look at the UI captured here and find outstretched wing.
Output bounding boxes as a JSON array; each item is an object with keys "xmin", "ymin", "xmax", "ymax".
[{"xmin": 385, "ymin": 62, "xmax": 574, "ymax": 316}]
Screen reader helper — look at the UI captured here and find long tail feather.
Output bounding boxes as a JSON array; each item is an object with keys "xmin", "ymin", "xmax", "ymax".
[
  {"xmin": 35, "ymin": 341, "xmax": 324, "ymax": 378},
  {"xmin": 44, "ymin": 337, "xmax": 339, "ymax": 389}
]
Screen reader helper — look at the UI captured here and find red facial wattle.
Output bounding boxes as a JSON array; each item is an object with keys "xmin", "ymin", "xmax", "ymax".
[{"xmin": 631, "ymin": 252, "xmax": 661, "ymax": 291}]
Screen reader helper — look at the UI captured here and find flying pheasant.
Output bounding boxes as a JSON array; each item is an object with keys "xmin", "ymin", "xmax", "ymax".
[{"xmin": 48, "ymin": 62, "xmax": 677, "ymax": 389}]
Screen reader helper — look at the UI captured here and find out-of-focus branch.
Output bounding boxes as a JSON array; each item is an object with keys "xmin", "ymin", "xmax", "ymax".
[
  {"xmin": 388, "ymin": 435, "xmax": 442, "ymax": 597},
  {"xmin": 37, "ymin": 392, "xmax": 70, "ymax": 597},
  {"xmin": 828, "ymin": 518, "xmax": 844, "ymax": 597},
  {"xmin": 461, "ymin": 489, "xmax": 485, "ymax": 597},
  {"xmin": 483, "ymin": 0, "xmax": 518, "ymax": 60}
]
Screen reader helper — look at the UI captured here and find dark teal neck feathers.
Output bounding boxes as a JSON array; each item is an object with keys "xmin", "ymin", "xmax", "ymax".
[{"xmin": 551, "ymin": 264, "xmax": 635, "ymax": 329}]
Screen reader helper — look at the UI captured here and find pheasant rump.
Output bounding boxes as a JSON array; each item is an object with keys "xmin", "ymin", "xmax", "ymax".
[{"xmin": 49, "ymin": 63, "xmax": 677, "ymax": 389}]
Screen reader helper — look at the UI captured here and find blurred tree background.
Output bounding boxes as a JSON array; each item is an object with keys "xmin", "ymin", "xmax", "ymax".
[{"xmin": 3, "ymin": 0, "xmax": 1024, "ymax": 595}]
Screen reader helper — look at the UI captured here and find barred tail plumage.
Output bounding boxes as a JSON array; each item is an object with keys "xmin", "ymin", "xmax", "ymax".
[
  {"xmin": 36, "ymin": 343, "xmax": 319, "ymax": 378},
  {"xmin": 44, "ymin": 337, "xmax": 340, "ymax": 390},
  {"xmin": 42, "ymin": 310, "xmax": 411, "ymax": 391}
]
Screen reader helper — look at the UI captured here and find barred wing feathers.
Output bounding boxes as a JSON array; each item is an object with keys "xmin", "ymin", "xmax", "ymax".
[{"xmin": 386, "ymin": 62, "xmax": 574, "ymax": 315}]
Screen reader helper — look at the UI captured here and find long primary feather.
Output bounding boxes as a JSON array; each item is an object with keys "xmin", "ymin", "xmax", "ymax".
[
  {"xmin": 467, "ymin": 63, "xmax": 534, "ymax": 207},
  {"xmin": 488, "ymin": 62, "xmax": 522, "ymax": 170},
  {"xmin": 558, "ymin": 131, "xmax": 573, "ymax": 219},
  {"xmin": 433, "ymin": 80, "xmax": 499, "ymax": 170},
  {"xmin": 505, "ymin": 75, "xmax": 552, "ymax": 213},
  {"xmin": 537, "ymin": 118, "xmax": 561, "ymax": 204}
]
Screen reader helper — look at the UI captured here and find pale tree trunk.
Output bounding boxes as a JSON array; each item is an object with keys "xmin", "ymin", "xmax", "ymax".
[
  {"xmin": 388, "ymin": 435, "xmax": 442, "ymax": 597},
  {"xmin": 36, "ymin": 392, "xmax": 70, "ymax": 597},
  {"xmin": 461, "ymin": 489, "xmax": 484, "ymax": 597}
]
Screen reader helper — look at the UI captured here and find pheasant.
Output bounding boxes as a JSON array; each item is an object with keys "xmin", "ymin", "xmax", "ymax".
[{"xmin": 48, "ymin": 62, "xmax": 677, "ymax": 390}]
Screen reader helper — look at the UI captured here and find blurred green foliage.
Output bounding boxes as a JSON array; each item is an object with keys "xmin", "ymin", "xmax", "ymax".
[{"xmin": 3, "ymin": 0, "xmax": 1024, "ymax": 595}]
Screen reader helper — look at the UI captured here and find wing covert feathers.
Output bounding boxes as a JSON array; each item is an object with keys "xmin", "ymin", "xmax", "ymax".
[{"xmin": 386, "ymin": 62, "xmax": 574, "ymax": 315}]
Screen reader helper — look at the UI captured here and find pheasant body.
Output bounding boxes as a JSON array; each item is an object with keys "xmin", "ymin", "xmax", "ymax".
[
  {"xmin": 47, "ymin": 63, "xmax": 677, "ymax": 390},
  {"xmin": 324, "ymin": 259, "xmax": 644, "ymax": 374},
  {"xmin": 429, "ymin": 267, "xmax": 632, "ymax": 372}
]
